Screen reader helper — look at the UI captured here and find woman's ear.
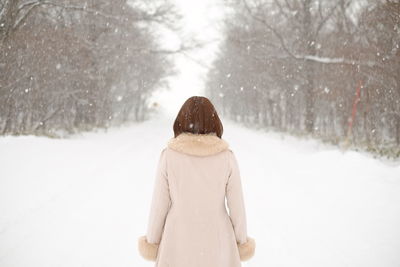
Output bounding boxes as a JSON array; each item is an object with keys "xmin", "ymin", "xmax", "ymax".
[{"xmin": 138, "ymin": 235, "xmax": 159, "ymax": 261}]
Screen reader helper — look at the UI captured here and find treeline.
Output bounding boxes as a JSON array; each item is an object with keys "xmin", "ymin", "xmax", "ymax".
[
  {"xmin": 0, "ymin": 0, "xmax": 176, "ymax": 136},
  {"xmin": 206, "ymin": 0, "xmax": 400, "ymax": 157}
]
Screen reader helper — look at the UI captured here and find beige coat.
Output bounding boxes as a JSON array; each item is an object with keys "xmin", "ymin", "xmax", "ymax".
[{"xmin": 138, "ymin": 132, "xmax": 255, "ymax": 267}]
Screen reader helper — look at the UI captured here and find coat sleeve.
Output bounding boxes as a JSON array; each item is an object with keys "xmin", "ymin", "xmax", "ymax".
[
  {"xmin": 225, "ymin": 150, "xmax": 256, "ymax": 261},
  {"xmin": 225, "ymin": 149, "xmax": 248, "ymax": 245},
  {"xmin": 145, "ymin": 148, "xmax": 172, "ymax": 244}
]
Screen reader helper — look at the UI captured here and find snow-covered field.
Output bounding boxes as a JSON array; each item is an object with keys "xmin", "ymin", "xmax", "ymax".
[{"xmin": 1, "ymin": 108, "xmax": 400, "ymax": 267}]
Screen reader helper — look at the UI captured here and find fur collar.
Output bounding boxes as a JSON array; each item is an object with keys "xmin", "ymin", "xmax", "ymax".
[{"xmin": 167, "ymin": 132, "xmax": 229, "ymax": 156}]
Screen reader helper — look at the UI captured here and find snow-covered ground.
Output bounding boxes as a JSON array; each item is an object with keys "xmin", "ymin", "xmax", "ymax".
[{"xmin": 1, "ymin": 108, "xmax": 400, "ymax": 267}]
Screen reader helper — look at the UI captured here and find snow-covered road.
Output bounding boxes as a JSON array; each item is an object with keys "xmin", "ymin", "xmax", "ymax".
[{"xmin": 1, "ymin": 109, "xmax": 400, "ymax": 267}]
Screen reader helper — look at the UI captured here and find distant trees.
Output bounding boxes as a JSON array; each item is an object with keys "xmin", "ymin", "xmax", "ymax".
[
  {"xmin": 206, "ymin": 0, "xmax": 400, "ymax": 157},
  {"xmin": 0, "ymin": 0, "xmax": 177, "ymax": 136}
]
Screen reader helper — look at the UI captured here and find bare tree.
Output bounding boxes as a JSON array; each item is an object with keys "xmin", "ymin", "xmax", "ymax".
[
  {"xmin": 0, "ymin": 0, "xmax": 179, "ymax": 136},
  {"xmin": 206, "ymin": 0, "xmax": 400, "ymax": 158}
]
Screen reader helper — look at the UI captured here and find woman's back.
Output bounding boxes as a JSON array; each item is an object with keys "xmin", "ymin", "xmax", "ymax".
[{"xmin": 166, "ymin": 147, "xmax": 230, "ymax": 220}]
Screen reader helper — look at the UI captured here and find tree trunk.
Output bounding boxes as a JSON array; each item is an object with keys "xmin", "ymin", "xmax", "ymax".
[{"xmin": 303, "ymin": 0, "xmax": 316, "ymax": 134}]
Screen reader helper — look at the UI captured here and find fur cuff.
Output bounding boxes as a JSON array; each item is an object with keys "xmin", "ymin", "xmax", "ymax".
[
  {"xmin": 138, "ymin": 235, "xmax": 159, "ymax": 261},
  {"xmin": 238, "ymin": 236, "xmax": 256, "ymax": 261}
]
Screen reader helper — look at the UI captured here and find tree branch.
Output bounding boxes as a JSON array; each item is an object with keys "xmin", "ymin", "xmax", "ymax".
[
  {"xmin": 242, "ymin": 0, "xmax": 298, "ymax": 59},
  {"xmin": 13, "ymin": 1, "xmax": 41, "ymax": 30},
  {"xmin": 315, "ymin": 1, "xmax": 342, "ymax": 37},
  {"xmin": 273, "ymin": 0, "xmax": 290, "ymax": 19},
  {"xmin": 12, "ymin": 0, "xmax": 177, "ymax": 31}
]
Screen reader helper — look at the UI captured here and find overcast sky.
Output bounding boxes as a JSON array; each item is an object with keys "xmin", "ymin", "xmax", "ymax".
[{"xmin": 149, "ymin": 0, "xmax": 227, "ymax": 117}]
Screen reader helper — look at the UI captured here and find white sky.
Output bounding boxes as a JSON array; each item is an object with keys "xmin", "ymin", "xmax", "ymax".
[{"xmin": 148, "ymin": 0, "xmax": 226, "ymax": 117}]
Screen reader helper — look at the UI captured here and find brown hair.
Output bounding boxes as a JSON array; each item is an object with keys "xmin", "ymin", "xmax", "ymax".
[{"xmin": 173, "ymin": 96, "xmax": 223, "ymax": 138}]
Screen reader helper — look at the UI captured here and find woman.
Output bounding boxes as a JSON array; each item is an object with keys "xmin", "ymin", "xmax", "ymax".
[{"xmin": 138, "ymin": 96, "xmax": 255, "ymax": 267}]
